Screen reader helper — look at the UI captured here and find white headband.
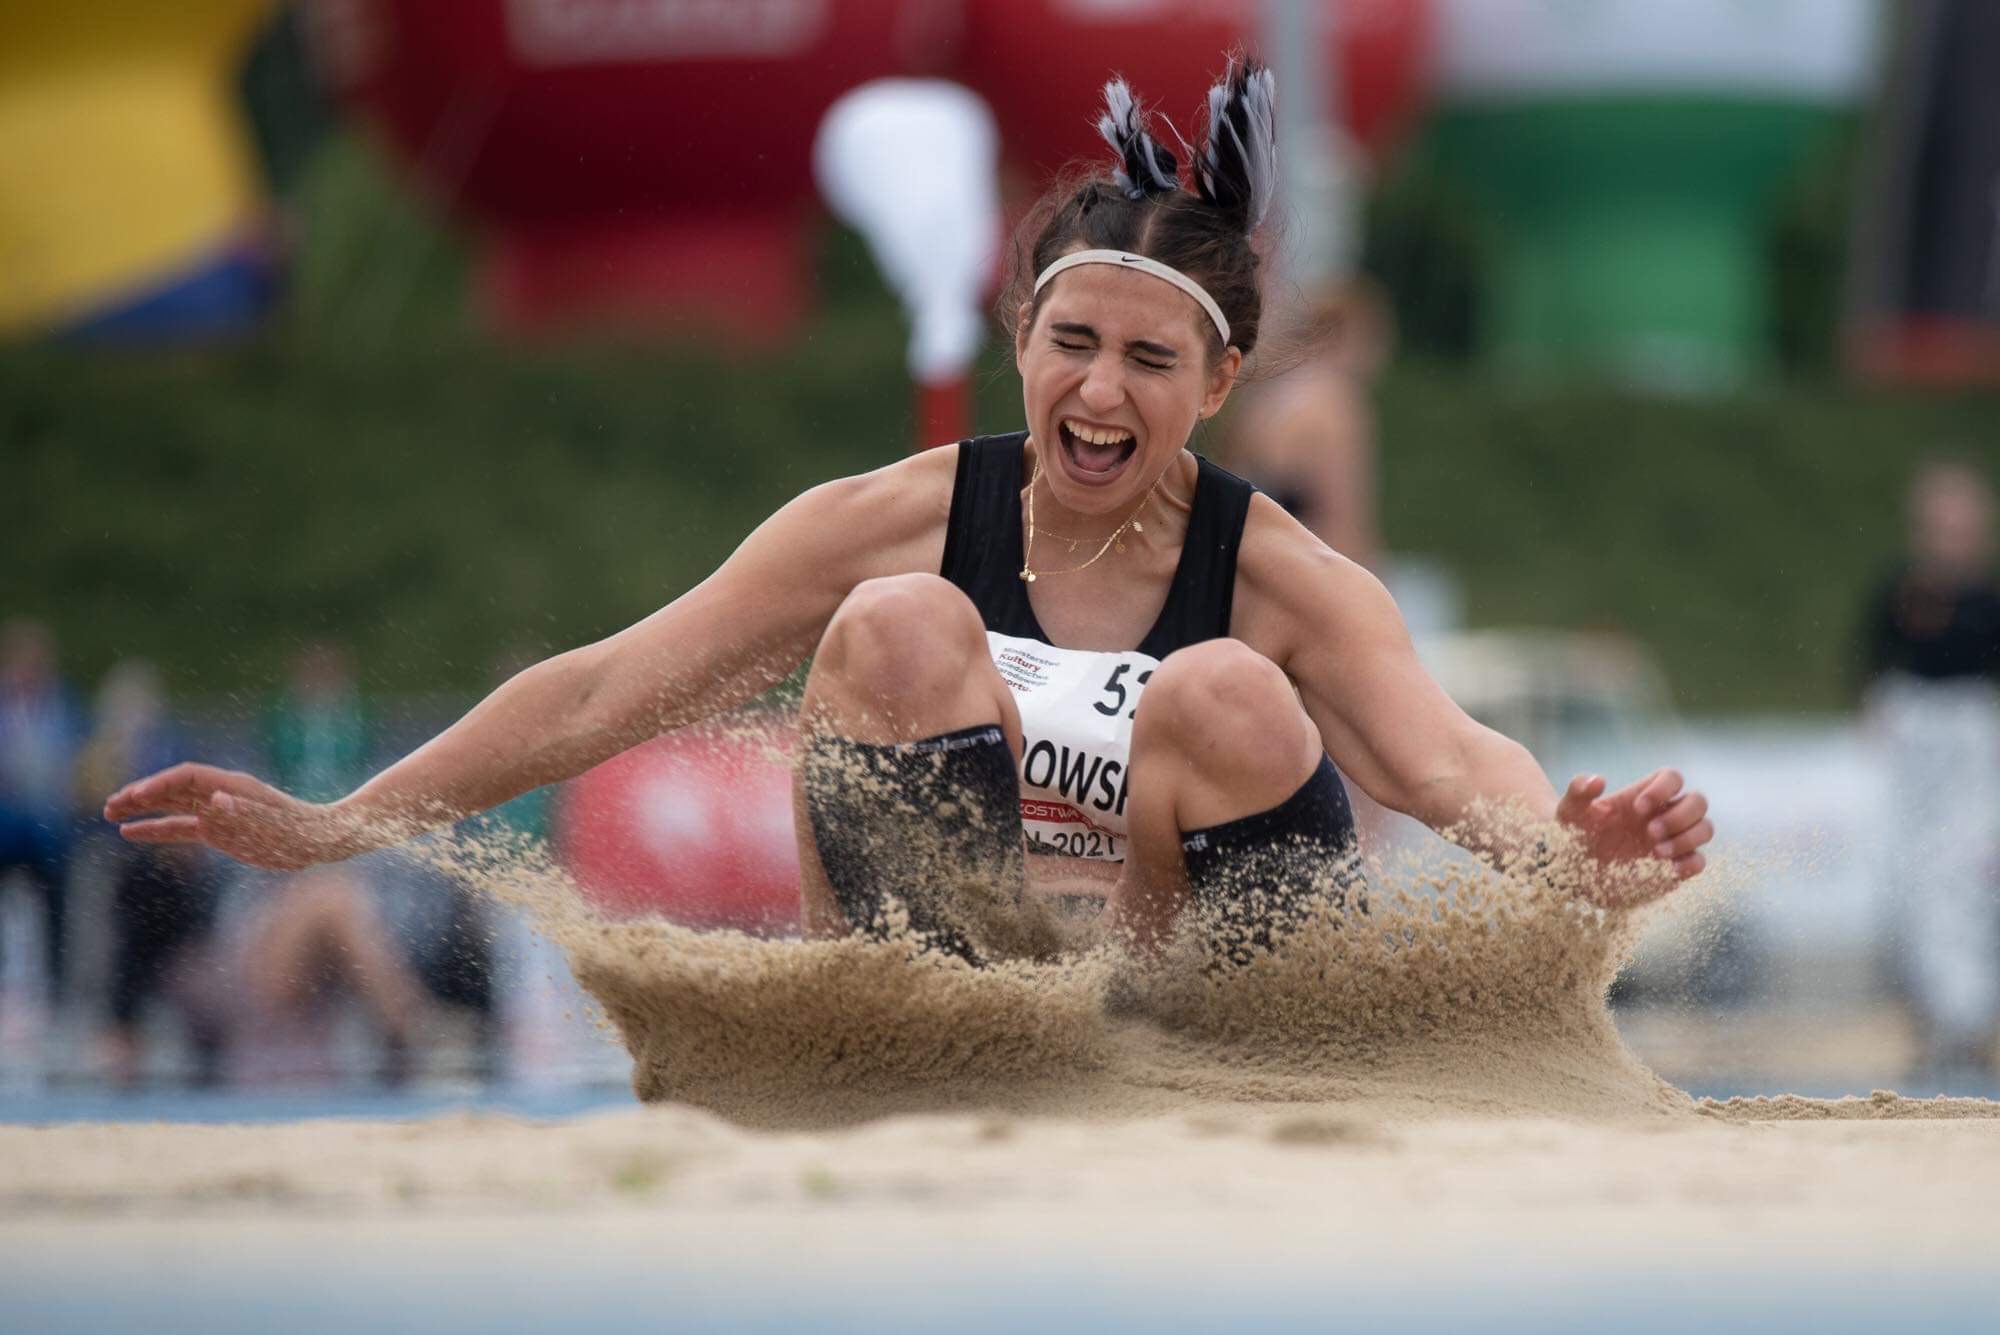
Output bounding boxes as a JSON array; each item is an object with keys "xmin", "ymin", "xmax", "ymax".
[{"xmin": 1032, "ymin": 249, "xmax": 1231, "ymax": 346}]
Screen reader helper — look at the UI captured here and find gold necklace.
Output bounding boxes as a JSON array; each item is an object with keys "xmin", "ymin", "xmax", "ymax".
[
  {"xmin": 1030, "ymin": 521, "xmax": 1097, "ymax": 552},
  {"xmin": 1019, "ymin": 454, "xmax": 1163, "ymax": 583}
]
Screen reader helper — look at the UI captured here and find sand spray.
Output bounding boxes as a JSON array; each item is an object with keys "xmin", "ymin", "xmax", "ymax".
[{"xmin": 419, "ymin": 719, "xmax": 2000, "ymax": 1129}]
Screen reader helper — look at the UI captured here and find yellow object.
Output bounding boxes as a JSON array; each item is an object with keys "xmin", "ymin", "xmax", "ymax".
[{"xmin": 0, "ymin": 0, "xmax": 273, "ymax": 334}]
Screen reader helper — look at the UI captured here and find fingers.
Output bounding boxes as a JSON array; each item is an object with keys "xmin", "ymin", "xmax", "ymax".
[
  {"xmin": 1645, "ymin": 791, "xmax": 1708, "ymax": 843},
  {"xmin": 1630, "ymin": 768, "xmax": 1683, "ymax": 818},
  {"xmin": 1653, "ymin": 819, "xmax": 1712, "ymax": 860},
  {"xmin": 118, "ymin": 816, "xmax": 204, "ymax": 844},
  {"xmin": 105, "ymin": 762, "xmax": 251, "ymax": 821},
  {"xmin": 1557, "ymin": 774, "xmax": 1605, "ymax": 821},
  {"xmin": 120, "ymin": 789, "xmax": 314, "ymax": 870},
  {"xmin": 1673, "ymin": 852, "xmax": 1706, "ymax": 879},
  {"xmin": 104, "ymin": 761, "xmax": 202, "ymax": 819}
]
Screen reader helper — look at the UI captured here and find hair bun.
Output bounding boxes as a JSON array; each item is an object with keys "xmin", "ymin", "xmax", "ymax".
[
  {"xmin": 1097, "ymin": 78, "xmax": 1180, "ymax": 201},
  {"xmin": 1195, "ymin": 57, "xmax": 1277, "ymax": 231}
]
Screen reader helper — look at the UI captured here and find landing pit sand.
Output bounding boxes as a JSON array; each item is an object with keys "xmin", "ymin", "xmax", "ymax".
[{"xmin": 6, "ymin": 830, "xmax": 1998, "ymax": 1325}]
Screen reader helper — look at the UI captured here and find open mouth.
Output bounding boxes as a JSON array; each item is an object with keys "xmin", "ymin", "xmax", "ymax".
[{"xmin": 1057, "ymin": 418, "xmax": 1138, "ymax": 482}]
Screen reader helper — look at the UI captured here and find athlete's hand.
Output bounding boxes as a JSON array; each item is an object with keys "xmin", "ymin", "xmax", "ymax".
[
  {"xmin": 1555, "ymin": 768, "xmax": 1710, "ymax": 904},
  {"xmin": 104, "ymin": 763, "xmax": 362, "ymax": 871}
]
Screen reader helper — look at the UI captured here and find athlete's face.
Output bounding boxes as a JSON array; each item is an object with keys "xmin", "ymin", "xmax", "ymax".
[{"xmin": 1015, "ymin": 261, "xmax": 1242, "ymax": 515}]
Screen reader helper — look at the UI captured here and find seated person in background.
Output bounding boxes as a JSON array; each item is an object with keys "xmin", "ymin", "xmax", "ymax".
[
  {"xmin": 0, "ymin": 618, "xmax": 86, "ymax": 1003},
  {"xmin": 1223, "ymin": 282, "xmax": 1396, "ymax": 852},
  {"xmin": 196, "ymin": 645, "xmax": 508, "ymax": 1085},
  {"xmin": 423, "ymin": 655, "xmax": 565, "ymax": 1077},
  {"xmin": 1220, "ymin": 278, "xmax": 1392, "ymax": 571},
  {"xmin": 218, "ymin": 862, "xmax": 430, "ymax": 1085},
  {"xmin": 73, "ymin": 660, "xmax": 222, "ymax": 1086}
]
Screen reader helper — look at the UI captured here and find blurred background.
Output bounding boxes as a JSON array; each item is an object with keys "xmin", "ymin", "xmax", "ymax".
[{"xmin": 5, "ymin": 0, "xmax": 2000, "ymax": 1120}]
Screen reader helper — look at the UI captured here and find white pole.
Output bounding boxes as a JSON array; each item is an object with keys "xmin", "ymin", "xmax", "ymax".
[{"xmin": 1262, "ymin": 0, "xmax": 1361, "ymax": 291}]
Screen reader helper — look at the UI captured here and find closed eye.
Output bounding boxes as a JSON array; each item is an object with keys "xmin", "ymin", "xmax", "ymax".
[{"xmin": 1048, "ymin": 339, "xmax": 1168, "ymax": 369}]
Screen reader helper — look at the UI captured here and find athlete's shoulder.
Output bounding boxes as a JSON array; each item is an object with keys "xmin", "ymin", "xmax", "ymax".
[
  {"xmin": 1232, "ymin": 490, "xmax": 1396, "ymax": 656},
  {"xmin": 775, "ymin": 441, "xmax": 965, "ymax": 583},
  {"xmin": 842, "ymin": 430, "xmax": 1031, "ymax": 512},
  {"xmin": 806, "ymin": 439, "xmax": 960, "ymax": 516},
  {"xmin": 1237, "ymin": 487, "xmax": 1341, "ymax": 579},
  {"xmin": 796, "ymin": 431, "xmax": 1029, "ymax": 544}
]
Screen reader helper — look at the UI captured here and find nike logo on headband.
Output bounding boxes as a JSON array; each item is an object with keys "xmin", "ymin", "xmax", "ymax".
[{"xmin": 1032, "ymin": 249, "xmax": 1232, "ymax": 345}]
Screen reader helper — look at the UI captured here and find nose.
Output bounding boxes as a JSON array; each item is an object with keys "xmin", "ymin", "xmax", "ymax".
[{"xmin": 1078, "ymin": 351, "xmax": 1127, "ymax": 414}]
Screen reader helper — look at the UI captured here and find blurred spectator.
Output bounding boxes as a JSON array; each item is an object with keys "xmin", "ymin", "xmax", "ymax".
[
  {"xmin": 413, "ymin": 650, "xmax": 567, "ymax": 1076},
  {"xmin": 212, "ymin": 836, "xmax": 510, "ymax": 1084},
  {"xmin": 178, "ymin": 639, "xmax": 405, "ymax": 1082},
  {"xmin": 199, "ymin": 643, "xmax": 504, "ymax": 1085},
  {"xmin": 1222, "ymin": 279, "xmax": 1393, "ymax": 570},
  {"xmin": 0, "ymin": 618, "xmax": 86, "ymax": 1001},
  {"xmin": 266, "ymin": 640, "xmax": 370, "ymax": 802},
  {"xmin": 202, "ymin": 862, "xmax": 427, "ymax": 1086},
  {"xmin": 1860, "ymin": 459, "xmax": 2000, "ymax": 1085},
  {"xmin": 1224, "ymin": 282, "xmax": 1397, "ymax": 855},
  {"xmin": 72, "ymin": 661, "xmax": 223, "ymax": 1086}
]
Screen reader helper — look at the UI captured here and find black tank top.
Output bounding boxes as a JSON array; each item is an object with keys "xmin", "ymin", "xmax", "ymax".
[
  {"xmin": 940, "ymin": 431, "xmax": 1257, "ymax": 657},
  {"xmin": 937, "ymin": 433, "xmax": 1258, "ymax": 862}
]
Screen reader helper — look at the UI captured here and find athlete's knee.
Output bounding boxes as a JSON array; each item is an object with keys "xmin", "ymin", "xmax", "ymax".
[
  {"xmin": 819, "ymin": 574, "xmax": 985, "ymax": 689},
  {"xmin": 816, "ymin": 575, "xmax": 988, "ymax": 707},
  {"xmin": 1137, "ymin": 639, "xmax": 1312, "ymax": 768}
]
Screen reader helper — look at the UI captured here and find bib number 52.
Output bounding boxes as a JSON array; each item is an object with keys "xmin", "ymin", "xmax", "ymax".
[{"xmin": 1093, "ymin": 663, "xmax": 1153, "ymax": 720}]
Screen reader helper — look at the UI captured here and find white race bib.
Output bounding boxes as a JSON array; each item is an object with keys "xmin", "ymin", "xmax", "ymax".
[{"xmin": 988, "ymin": 631, "xmax": 1159, "ymax": 862}]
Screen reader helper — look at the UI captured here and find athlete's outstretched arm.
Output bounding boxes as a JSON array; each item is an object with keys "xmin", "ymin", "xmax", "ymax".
[
  {"xmin": 105, "ymin": 449, "xmax": 956, "ymax": 869},
  {"xmin": 1238, "ymin": 503, "xmax": 1710, "ymax": 896}
]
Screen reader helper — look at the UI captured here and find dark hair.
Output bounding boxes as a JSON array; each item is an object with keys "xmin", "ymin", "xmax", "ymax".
[{"xmin": 1000, "ymin": 55, "xmax": 1279, "ymax": 365}]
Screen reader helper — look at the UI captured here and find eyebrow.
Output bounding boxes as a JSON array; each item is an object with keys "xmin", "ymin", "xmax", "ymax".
[{"xmin": 1050, "ymin": 321, "xmax": 1181, "ymax": 361}]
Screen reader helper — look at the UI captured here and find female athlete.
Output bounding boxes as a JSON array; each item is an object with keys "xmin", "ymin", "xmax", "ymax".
[{"xmin": 106, "ymin": 58, "xmax": 1713, "ymax": 963}]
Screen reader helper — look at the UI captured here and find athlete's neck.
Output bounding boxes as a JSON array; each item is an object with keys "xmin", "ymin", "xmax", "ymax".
[{"xmin": 1022, "ymin": 449, "xmax": 1191, "ymax": 546}]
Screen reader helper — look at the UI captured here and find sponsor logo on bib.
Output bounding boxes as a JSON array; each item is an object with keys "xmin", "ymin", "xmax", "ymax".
[{"xmin": 987, "ymin": 630, "xmax": 1157, "ymax": 863}]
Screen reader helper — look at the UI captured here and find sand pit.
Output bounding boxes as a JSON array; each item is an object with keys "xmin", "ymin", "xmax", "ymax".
[
  {"xmin": 5, "ymin": 823, "xmax": 1998, "ymax": 1325},
  {"xmin": 420, "ymin": 812, "xmax": 1702, "ymax": 1130},
  {"xmin": 6, "ymin": 1092, "xmax": 1999, "ymax": 1221},
  {"xmin": 6, "ymin": 1095, "xmax": 2000, "ymax": 1329}
]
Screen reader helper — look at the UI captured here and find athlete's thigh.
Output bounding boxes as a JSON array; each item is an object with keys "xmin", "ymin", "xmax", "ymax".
[
  {"xmin": 793, "ymin": 585, "xmax": 1023, "ymax": 937},
  {"xmin": 806, "ymin": 575, "xmax": 1022, "ymax": 750},
  {"xmin": 1110, "ymin": 642, "xmax": 1321, "ymax": 939},
  {"xmin": 1129, "ymin": 639, "xmax": 1322, "ymax": 829}
]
